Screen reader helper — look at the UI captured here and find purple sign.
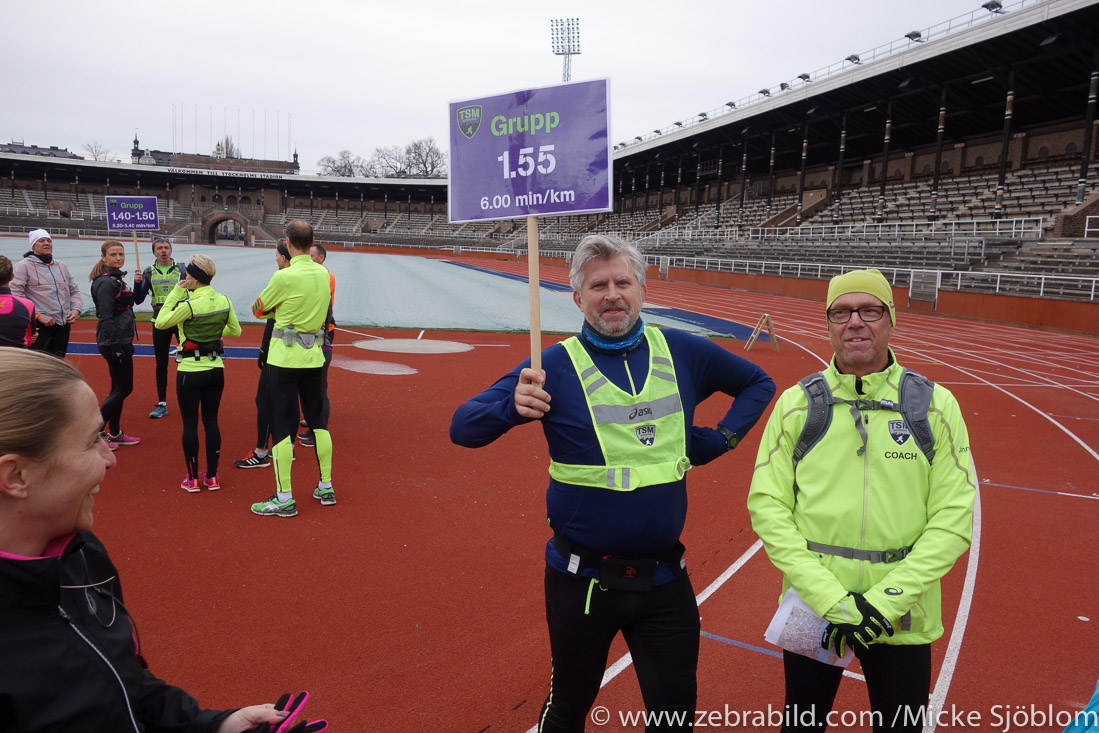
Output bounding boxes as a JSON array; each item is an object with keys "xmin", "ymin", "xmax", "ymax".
[
  {"xmin": 448, "ymin": 79, "xmax": 612, "ymax": 223},
  {"xmin": 105, "ymin": 195, "xmax": 160, "ymax": 230}
]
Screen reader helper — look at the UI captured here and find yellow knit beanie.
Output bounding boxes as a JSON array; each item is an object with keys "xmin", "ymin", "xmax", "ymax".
[{"xmin": 826, "ymin": 268, "xmax": 896, "ymax": 325}]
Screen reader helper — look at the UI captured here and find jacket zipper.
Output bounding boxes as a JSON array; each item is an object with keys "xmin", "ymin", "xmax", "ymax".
[{"xmin": 59, "ymin": 606, "xmax": 141, "ymax": 733}]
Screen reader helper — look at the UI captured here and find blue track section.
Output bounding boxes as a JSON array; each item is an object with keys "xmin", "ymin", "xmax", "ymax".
[
  {"xmin": 441, "ymin": 260, "xmax": 770, "ymax": 341},
  {"xmin": 68, "ymin": 342, "xmax": 261, "ymax": 360}
]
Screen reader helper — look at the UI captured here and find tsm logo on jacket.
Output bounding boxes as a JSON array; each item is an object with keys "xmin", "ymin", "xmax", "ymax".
[{"xmin": 635, "ymin": 425, "xmax": 656, "ymax": 446}]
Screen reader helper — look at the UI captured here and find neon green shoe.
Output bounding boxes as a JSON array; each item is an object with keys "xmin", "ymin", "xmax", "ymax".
[
  {"xmin": 250, "ymin": 495, "xmax": 297, "ymax": 517},
  {"xmin": 313, "ymin": 485, "xmax": 336, "ymax": 506}
]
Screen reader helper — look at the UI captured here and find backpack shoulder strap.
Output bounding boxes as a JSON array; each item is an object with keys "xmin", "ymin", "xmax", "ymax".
[
  {"xmin": 793, "ymin": 372, "xmax": 835, "ymax": 467},
  {"xmin": 899, "ymin": 369, "xmax": 936, "ymax": 465}
]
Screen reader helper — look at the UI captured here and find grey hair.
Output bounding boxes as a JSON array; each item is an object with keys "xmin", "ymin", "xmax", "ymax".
[{"xmin": 568, "ymin": 234, "xmax": 646, "ymax": 292}]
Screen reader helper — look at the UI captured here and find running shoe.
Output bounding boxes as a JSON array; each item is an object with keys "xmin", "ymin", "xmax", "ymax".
[
  {"xmin": 204, "ymin": 475, "xmax": 221, "ymax": 491},
  {"xmin": 149, "ymin": 403, "xmax": 168, "ymax": 419},
  {"xmin": 250, "ymin": 495, "xmax": 297, "ymax": 517},
  {"xmin": 233, "ymin": 450, "xmax": 272, "ymax": 469},
  {"xmin": 313, "ymin": 484, "xmax": 336, "ymax": 506},
  {"xmin": 99, "ymin": 431, "xmax": 118, "ymax": 451},
  {"xmin": 298, "ymin": 431, "xmax": 315, "ymax": 447},
  {"xmin": 180, "ymin": 476, "xmax": 201, "ymax": 493},
  {"xmin": 111, "ymin": 431, "xmax": 141, "ymax": 446}
]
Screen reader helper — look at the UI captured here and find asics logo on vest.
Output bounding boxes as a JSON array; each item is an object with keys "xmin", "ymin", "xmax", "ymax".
[
  {"xmin": 635, "ymin": 425, "xmax": 656, "ymax": 446},
  {"xmin": 884, "ymin": 587, "xmax": 903, "ymax": 596},
  {"xmin": 629, "ymin": 406, "xmax": 653, "ymax": 420},
  {"xmin": 888, "ymin": 419, "xmax": 911, "ymax": 446}
]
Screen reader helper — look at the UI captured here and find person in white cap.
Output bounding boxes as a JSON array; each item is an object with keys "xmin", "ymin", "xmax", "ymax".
[
  {"xmin": 747, "ymin": 268, "xmax": 976, "ymax": 732},
  {"xmin": 10, "ymin": 229, "xmax": 83, "ymax": 357}
]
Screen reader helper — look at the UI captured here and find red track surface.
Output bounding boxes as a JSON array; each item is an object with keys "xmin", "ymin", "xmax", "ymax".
[{"xmin": 78, "ymin": 259, "xmax": 1098, "ymax": 732}]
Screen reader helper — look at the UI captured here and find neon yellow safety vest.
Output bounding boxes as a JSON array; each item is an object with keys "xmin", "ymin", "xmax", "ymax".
[
  {"xmin": 147, "ymin": 261, "xmax": 181, "ymax": 309},
  {"xmin": 154, "ymin": 285, "xmax": 241, "ymax": 372},
  {"xmin": 549, "ymin": 326, "xmax": 691, "ymax": 491}
]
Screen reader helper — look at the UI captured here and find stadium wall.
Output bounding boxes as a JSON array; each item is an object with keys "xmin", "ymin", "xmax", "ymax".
[{"xmin": 658, "ymin": 266, "xmax": 1099, "ymax": 335}]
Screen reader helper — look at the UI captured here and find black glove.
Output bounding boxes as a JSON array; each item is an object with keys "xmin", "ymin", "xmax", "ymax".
[
  {"xmin": 252, "ymin": 692, "xmax": 328, "ymax": 733},
  {"xmin": 820, "ymin": 593, "xmax": 894, "ymax": 657}
]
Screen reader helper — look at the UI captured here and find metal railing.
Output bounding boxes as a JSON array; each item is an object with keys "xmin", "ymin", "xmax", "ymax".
[
  {"xmin": 1085, "ymin": 215, "xmax": 1099, "ymax": 238},
  {"xmin": 647, "ymin": 256, "xmax": 1098, "ymax": 301},
  {"xmin": 748, "ymin": 217, "xmax": 1043, "ymax": 240}
]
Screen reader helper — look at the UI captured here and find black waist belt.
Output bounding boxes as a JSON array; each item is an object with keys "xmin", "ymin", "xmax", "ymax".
[
  {"xmin": 806, "ymin": 540, "xmax": 914, "ymax": 564},
  {"xmin": 552, "ymin": 533, "xmax": 686, "ymax": 591}
]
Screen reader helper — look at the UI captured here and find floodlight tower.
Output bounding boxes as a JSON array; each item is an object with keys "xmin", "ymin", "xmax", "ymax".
[{"xmin": 550, "ymin": 18, "xmax": 581, "ymax": 83}]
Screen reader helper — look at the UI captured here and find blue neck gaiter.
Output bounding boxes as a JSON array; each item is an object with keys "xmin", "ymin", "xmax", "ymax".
[{"xmin": 579, "ymin": 318, "xmax": 646, "ymax": 354}]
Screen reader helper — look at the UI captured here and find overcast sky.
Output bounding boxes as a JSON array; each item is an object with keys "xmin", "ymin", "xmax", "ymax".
[{"xmin": 4, "ymin": 0, "xmax": 993, "ymax": 173}]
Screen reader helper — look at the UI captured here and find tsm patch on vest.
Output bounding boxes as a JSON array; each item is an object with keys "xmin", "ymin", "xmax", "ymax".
[
  {"xmin": 888, "ymin": 419, "xmax": 911, "ymax": 446},
  {"xmin": 635, "ymin": 424, "xmax": 656, "ymax": 446}
]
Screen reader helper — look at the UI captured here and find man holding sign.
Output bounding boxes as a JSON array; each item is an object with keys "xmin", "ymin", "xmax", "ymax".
[{"xmin": 450, "ymin": 235, "xmax": 775, "ymax": 731}]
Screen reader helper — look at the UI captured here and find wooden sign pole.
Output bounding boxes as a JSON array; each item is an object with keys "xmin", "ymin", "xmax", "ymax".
[{"xmin": 527, "ymin": 215, "xmax": 542, "ymax": 372}]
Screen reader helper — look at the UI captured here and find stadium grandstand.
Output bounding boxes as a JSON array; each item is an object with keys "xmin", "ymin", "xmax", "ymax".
[{"xmin": 2, "ymin": 0, "xmax": 1098, "ymax": 312}]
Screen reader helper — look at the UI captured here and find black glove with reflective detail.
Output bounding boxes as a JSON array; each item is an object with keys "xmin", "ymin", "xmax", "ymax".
[{"xmin": 821, "ymin": 593, "xmax": 894, "ymax": 657}]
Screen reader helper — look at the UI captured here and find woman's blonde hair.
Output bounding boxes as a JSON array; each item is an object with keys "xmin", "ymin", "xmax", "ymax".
[
  {"xmin": 0, "ymin": 350, "xmax": 85, "ymax": 461},
  {"xmin": 88, "ymin": 240, "xmax": 124, "ymax": 281},
  {"xmin": 188, "ymin": 253, "xmax": 216, "ymax": 279}
]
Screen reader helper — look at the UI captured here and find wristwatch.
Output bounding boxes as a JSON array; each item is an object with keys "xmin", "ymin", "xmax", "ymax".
[{"xmin": 717, "ymin": 426, "xmax": 739, "ymax": 450}]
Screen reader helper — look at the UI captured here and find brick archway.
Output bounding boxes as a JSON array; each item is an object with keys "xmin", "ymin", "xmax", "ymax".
[{"xmin": 201, "ymin": 211, "xmax": 249, "ymax": 244}]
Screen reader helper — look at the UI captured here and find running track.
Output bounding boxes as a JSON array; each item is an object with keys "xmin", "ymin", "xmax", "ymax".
[{"xmin": 77, "ymin": 254, "xmax": 1098, "ymax": 732}]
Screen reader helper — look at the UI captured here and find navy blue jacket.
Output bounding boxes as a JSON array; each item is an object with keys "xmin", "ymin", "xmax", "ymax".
[{"xmin": 450, "ymin": 327, "xmax": 775, "ymax": 581}]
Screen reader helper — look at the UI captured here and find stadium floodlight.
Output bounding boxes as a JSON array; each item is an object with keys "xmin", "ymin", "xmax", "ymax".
[
  {"xmin": 618, "ymin": 141, "xmax": 628, "ymax": 148},
  {"xmin": 780, "ymin": 82, "xmax": 790, "ymax": 91},
  {"xmin": 759, "ymin": 88, "xmax": 772, "ymax": 97},
  {"xmin": 798, "ymin": 73, "xmax": 811, "ymax": 82},
  {"xmin": 726, "ymin": 101, "xmax": 736, "ymax": 109},
  {"xmin": 981, "ymin": 0, "xmax": 1003, "ymax": 12},
  {"xmin": 846, "ymin": 54, "xmax": 862, "ymax": 64},
  {"xmin": 550, "ymin": 18, "xmax": 581, "ymax": 82},
  {"xmin": 653, "ymin": 129, "xmax": 663, "ymax": 135},
  {"xmin": 698, "ymin": 112, "xmax": 708, "ymax": 120},
  {"xmin": 905, "ymin": 30, "xmax": 924, "ymax": 42},
  {"xmin": 675, "ymin": 121, "xmax": 684, "ymax": 127},
  {"xmin": 634, "ymin": 136, "xmax": 643, "ymax": 142}
]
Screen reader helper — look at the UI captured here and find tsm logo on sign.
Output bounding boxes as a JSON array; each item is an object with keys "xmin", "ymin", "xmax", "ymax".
[{"xmin": 635, "ymin": 425, "xmax": 656, "ymax": 446}]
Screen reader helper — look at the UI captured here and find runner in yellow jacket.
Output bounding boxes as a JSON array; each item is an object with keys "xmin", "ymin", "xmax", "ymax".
[{"xmin": 747, "ymin": 268, "xmax": 976, "ymax": 733}]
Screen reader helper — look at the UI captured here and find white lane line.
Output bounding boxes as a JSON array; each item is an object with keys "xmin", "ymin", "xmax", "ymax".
[
  {"xmin": 924, "ymin": 486, "xmax": 983, "ymax": 733},
  {"xmin": 904, "ymin": 345, "xmax": 1099, "ymax": 464},
  {"xmin": 417, "ymin": 330, "xmax": 425, "ymax": 339},
  {"xmin": 335, "ymin": 327, "xmax": 382, "ymax": 340}
]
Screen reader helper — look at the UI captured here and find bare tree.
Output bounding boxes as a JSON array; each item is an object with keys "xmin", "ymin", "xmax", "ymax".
[
  {"xmin": 365, "ymin": 145, "xmax": 408, "ymax": 178},
  {"xmin": 317, "ymin": 149, "xmax": 367, "ymax": 177},
  {"xmin": 404, "ymin": 137, "xmax": 447, "ymax": 178},
  {"xmin": 318, "ymin": 137, "xmax": 448, "ymax": 178},
  {"xmin": 82, "ymin": 141, "xmax": 112, "ymax": 161}
]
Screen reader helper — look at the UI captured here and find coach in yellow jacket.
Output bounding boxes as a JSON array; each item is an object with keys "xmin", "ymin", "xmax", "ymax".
[{"xmin": 747, "ymin": 269, "xmax": 975, "ymax": 732}]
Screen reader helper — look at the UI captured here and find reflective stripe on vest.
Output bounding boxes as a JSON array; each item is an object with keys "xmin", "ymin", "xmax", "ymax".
[
  {"xmin": 149, "ymin": 263, "xmax": 180, "ymax": 307},
  {"xmin": 549, "ymin": 326, "xmax": 691, "ymax": 491},
  {"xmin": 179, "ymin": 300, "xmax": 231, "ymax": 343}
]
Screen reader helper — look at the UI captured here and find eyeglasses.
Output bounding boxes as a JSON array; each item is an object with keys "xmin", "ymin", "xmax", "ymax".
[{"xmin": 826, "ymin": 306, "xmax": 886, "ymax": 324}]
